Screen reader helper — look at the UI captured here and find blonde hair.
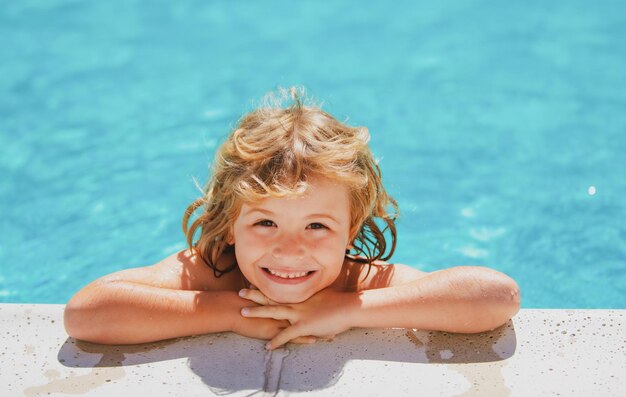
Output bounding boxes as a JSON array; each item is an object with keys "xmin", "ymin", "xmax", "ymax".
[{"xmin": 182, "ymin": 87, "xmax": 398, "ymax": 276}]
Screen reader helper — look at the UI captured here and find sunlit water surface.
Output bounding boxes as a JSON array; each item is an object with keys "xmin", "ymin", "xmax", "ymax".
[{"xmin": 1, "ymin": 0, "xmax": 624, "ymax": 307}]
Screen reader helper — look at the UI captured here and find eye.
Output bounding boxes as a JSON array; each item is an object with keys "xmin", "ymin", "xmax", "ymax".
[
  {"xmin": 307, "ymin": 222, "xmax": 328, "ymax": 230},
  {"xmin": 255, "ymin": 219, "xmax": 276, "ymax": 227}
]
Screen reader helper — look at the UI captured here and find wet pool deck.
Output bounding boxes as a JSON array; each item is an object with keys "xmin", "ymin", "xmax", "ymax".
[{"xmin": 1, "ymin": 304, "xmax": 623, "ymax": 396}]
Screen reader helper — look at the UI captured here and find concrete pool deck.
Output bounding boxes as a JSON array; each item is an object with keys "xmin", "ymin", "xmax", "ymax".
[{"xmin": 1, "ymin": 305, "xmax": 623, "ymax": 396}]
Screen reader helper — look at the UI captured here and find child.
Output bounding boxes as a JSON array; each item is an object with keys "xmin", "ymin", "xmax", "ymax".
[{"xmin": 64, "ymin": 87, "xmax": 520, "ymax": 350}]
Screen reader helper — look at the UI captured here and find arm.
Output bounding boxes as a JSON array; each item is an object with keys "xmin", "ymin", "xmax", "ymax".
[
  {"xmin": 349, "ymin": 265, "xmax": 520, "ymax": 332},
  {"xmin": 240, "ymin": 265, "xmax": 520, "ymax": 349},
  {"xmin": 64, "ymin": 250, "xmax": 307, "ymax": 345},
  {"xmin": 64, "ymin": 279, "xmax": 243, "ymax": 344}
]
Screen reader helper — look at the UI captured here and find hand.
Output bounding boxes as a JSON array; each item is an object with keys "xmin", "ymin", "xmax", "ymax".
[
  {"xmin": 238, "ymin": 287, "xmax": 358, "ymax": 350},
  {"xmin": 231, "ymin": 299, "xmax": 317, "ymax": 345}
]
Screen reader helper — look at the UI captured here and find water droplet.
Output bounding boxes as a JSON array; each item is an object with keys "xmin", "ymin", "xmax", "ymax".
[{"xmin": 588, "ymin": 186, "xmax": 596, "ymax": 195}]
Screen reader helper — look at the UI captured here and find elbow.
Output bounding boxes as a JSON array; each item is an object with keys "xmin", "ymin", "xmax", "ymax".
[
  {"xmin": 64, "ymin": 297, "xmax": 102, "ymax": 343},
  {"xmin": 455, "ymin": 300, "xmax": 520, "ymax": 334},
  {"xmin": 476, "ymin": 269, "xmax": 521, "ymax": 332},
  {"xmin": 493, "ymin": 270, "xmax": 521, "ymax": 320},
  {"xmin": 64, "ymin": 302, "xmax": 85, "ymax": 340},
  {"xmin": 465, "ymin": 295, "xmax": 520, "ymax": 334},
  {"xmin": 64, "ymin": 299, "xmax": 89, "ymax": 341},
  {"xmin": 454, "ymin": 266, "xmax": 521, "ymax": 333},
  {"xmin": 64, "ymin": 303, "xmax": 123, "ymax": 345},
  {"xmin": 64, "ymin": 287, "xmax": 120, "ymax": 345}
]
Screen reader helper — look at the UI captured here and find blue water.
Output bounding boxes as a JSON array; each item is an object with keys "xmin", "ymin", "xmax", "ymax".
[{"xmin": 1, "ymin": 0, "xmax": 625, "ymax": 308}]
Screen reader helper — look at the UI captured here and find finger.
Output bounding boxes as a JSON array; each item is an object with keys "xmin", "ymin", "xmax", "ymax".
[
  {"xmin": 266, "ymin": 325, "xmax": 306, "ymax": 350},
  {"xmin": 290, "ymin": 336, "xmax": 317, "ymax": 345},
  {"xmin": 238, "ymin": 289, "xmax": 276, "ymax": 306},
  {"xmin": 241, "ymin": 305, "xmax": 297, "ymax": 323}
]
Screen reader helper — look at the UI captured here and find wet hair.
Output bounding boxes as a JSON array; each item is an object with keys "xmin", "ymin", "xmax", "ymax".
[{"xmin": 182, "ymin": 86, "xmax": 399, "ymax": 277}]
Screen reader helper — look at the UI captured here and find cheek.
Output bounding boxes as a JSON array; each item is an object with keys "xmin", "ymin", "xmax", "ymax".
[
  {"xmin": 312, "ymin": 236, "xmax": 347, "ymax": 271},
  {"xmin": 233, "ymin": 229, "xmax": 260, "ymax": 258}
]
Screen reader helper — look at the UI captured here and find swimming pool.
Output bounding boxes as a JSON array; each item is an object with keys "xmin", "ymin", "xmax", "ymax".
[{"xmin": 1, "ymin": 0, "xmax": 624, "ymax": 308}]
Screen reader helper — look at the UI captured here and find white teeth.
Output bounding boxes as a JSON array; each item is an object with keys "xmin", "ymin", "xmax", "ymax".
[{"xmin": 266, "ymin": 268, "xmax": 310, "ymax": 279}]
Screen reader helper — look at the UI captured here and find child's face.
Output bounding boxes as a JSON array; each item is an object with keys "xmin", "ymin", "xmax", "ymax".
[{"xmin": 231, "ymin": 175, "xmax": 352, "ymax": 303}]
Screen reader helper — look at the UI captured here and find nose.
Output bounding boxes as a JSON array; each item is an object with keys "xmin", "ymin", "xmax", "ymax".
[{"xmin": 271, "ymin": 233, "xmax": 306, "ymax": 261}]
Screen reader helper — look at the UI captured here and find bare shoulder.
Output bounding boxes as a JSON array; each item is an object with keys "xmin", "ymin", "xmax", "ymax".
[
  {"xmin": 335, "ymin": 256, "xmax": 429, "ymax": 292},
  {"xmin": 94, "ymin": 249, "xmax": 243, "ymax": 291}
]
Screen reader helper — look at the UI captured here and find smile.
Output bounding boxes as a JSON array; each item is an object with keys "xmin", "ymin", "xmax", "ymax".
[
  {"xmin": 261, "ymin": 267, "xmax": 316, "ymax": 284},
  {"xmin": 263, "ymin": 268, "xmax": 314, "ymax": 279}
]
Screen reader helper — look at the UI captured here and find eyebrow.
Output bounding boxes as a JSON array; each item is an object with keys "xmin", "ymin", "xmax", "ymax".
[
  {"xmin": 244, "ymin": 208, "xmax": 339, "ymax": 223},
  {"xmin": 244, "ymin": 208, "xmax": 274, "ymax": 217}
]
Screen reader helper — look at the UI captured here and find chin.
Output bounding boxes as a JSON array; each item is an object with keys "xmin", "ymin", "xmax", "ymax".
[{"xmin": 264, "ymin": 289, "xmax": 314, "ymax": 304}]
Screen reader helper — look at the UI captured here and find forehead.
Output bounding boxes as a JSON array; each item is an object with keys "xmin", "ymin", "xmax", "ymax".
[{"xmin": 240, "ymin": 175, "xmax": 350, "ymax": 216}]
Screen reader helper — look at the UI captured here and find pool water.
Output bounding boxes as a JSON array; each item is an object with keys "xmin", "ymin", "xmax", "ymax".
[{"xmin": 1, "ymin": 0, "xmax": 624, "ymax": 307}]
